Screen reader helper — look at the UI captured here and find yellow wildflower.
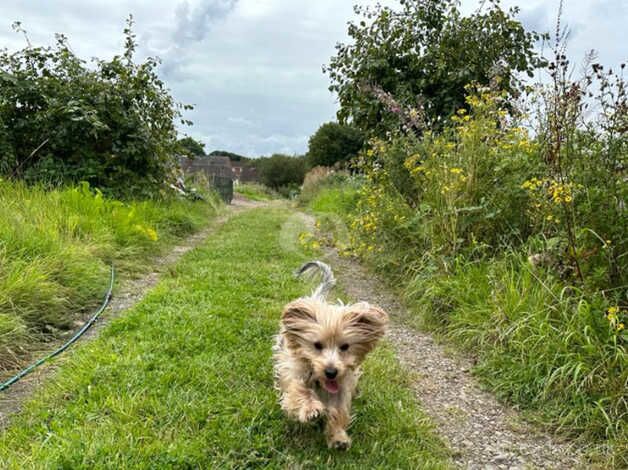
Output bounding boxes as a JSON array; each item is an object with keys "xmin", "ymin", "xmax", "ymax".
[{"xmin": 145, "ymin": 228, "xmax": 158, "ymax": 242}]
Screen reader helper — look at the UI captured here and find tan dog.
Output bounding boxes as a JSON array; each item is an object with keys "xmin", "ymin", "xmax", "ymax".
[{"xmin": 273, "ymin": 261, "xmax": 388, "ymax": 450}]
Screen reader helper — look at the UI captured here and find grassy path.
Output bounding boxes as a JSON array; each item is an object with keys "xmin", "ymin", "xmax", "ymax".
[{"xmin": 0, "ymin": 207, "xmax": 450, "ymax": 469}]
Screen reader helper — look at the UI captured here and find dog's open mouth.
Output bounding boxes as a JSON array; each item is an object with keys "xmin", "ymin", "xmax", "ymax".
[{"xmin": 323, "ymin": 378, "xmax": 340, "ymax": 394}]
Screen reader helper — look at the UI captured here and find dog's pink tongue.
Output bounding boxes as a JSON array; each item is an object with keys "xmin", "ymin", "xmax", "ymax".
[{"xmin": 324, "ymin": 379, "xmax": 340, "ymax": 394}]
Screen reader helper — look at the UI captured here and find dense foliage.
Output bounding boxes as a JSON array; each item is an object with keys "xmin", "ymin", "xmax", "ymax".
[
  {"xmin": 178, "ymin": 137, "xmax": 206, "ymax": 157},
  {"xmin": 307, "ymin": 122, "xmax": 364, "ymax": 168},
  {"xmin": 325, "ymin": 0, "xmax": 543, "ymax": 135},
  {"xmin": 209, "ymin": 150, "xmax": 250, "ymax": 161},
  {"xmin": 255, "ymin": 154, "xmax": 307, "ymax": 195},
  {"xmin": 0, "ymin": 18, "xmax": 189, "ymax": 197}
]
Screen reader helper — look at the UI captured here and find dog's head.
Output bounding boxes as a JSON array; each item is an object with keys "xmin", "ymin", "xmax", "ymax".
[{"xmin": 280, "ymin": 298, "xmax": 388, "ymax": 394}]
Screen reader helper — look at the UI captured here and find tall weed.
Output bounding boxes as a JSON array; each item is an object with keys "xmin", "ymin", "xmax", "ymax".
[{"xmin": 0, "ymin": 179, "xmax": 219, "ymax": 369}]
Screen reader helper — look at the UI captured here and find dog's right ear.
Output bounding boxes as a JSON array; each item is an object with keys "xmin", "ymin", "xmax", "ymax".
[
  {"xmin": 281, "ymin": 298, "xmax": 317, "ymax": 324},
  {"xmin": 281, "ymin": 299, "xmax": 318, "ymax": 343}
]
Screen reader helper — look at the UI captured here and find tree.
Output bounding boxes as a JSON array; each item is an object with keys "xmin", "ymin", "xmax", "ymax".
[
  {"xmin": 324, "ymin": 0, "xmax": 545, "ymax": 135},
  {"xmin": 178, "ymin": 136, "xmax": 205, "ymax": 157},
  {"xmin": 307, "ymin": 122, "xmax": 364, "ymax": 168},
  {"xmin": 208, "ymin": 150, "xmax": 249, "ymax": 162},
  {"xmin": 255, "ymin": 154, "xmax": 306, "ymax": 191}
]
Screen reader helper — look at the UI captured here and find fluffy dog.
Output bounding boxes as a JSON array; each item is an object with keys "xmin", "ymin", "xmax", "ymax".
[{"xmin": 273, "ymin": 261, "xmax": 388, "ymax": 450}]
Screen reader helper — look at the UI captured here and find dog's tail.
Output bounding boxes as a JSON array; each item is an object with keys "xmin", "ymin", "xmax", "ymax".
[{"xmin": 296, "ymin": 261, "xmax": 336, "ymax": 300}]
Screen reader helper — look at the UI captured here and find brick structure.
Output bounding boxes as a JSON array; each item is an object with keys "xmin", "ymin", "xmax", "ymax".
[{"xmin": 180, "ymin": 156, "xmax": 234, "ymax": 203}]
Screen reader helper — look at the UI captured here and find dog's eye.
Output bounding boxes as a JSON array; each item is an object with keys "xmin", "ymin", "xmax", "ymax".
[
  {"xmin": 314, "ymin": 341, "xmax": 323, "ymax": 350},
  {"xmin": 340, "ymin": 343, "xmax": 349, "ymax": 351}
]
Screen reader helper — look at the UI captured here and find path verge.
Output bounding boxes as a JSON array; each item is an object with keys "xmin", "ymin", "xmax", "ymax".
[{"xmin": 323, "ymin": 246, "xmax": 586, "ymax": 469}]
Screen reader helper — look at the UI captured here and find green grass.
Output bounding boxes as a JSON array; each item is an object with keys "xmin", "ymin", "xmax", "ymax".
[
  {"xmin": 307, "ymin": 185, "xmax": 359, "ymax": 215},
  {"xmin": 0, "ymin": 179, "xmax": 221, "ymax": 369},
  {"xmin": 235, "ymin": 183, "xmax": 278, "ymax": 201},
  {"xmin": 406, "ymin": 255, "xmax": 627, "ymax": 464},
  {"xmin": 0, "ymin": 207, "xmax": 451, "ymax": 469}
]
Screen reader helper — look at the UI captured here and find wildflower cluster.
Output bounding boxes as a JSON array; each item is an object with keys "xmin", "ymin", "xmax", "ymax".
[
  {"xmin": 605, "ymin": 306, "xmax": 626, "ymax": 333},
  {"xmin": 523, "ymin": 178, "xmax": 576, "ymax": 204},
  {"xmin": 350, "ymin": 186, "xmax": 385, "ymax": 255},
  {"xmin": 349, "ymin": 149, "xmax": 411, "ymax": 257},
  {"xmin": 346, "ymin": 84, "xmax": 625, "ymax": 291},
  {"xmin": 521, "ymin": 177, "xmax": 579, "ymax": 228},
  {"xmin": 134, "ymin": 224, "xmax": 159, "ymax": 242},
  {"xmin": 360, "ymin": 83, "xmax": 427, "ymax": 134},
  {"xmin": 298, "ymin": 231, "xmax": 320, "ymax": 251},
  {"xmin": 398, "ymin": 88, "xmax": 536, "ymax": 254}
]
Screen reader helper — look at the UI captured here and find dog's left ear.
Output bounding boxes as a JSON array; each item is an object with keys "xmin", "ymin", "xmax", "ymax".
[{"xmin": 344, "ymin": 302, "xmax": 389, "ymax": 344}]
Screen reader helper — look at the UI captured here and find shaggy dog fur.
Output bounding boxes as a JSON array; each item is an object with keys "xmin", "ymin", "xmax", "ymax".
[{"xmin": 273, "ymin": 261, "xmax": 388, "ymax": 450}]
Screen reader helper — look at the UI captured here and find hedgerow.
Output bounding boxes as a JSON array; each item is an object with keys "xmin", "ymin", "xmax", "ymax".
[{"xmin": 0, "ymin": 17, "xmax": 189, "ymax": 197}]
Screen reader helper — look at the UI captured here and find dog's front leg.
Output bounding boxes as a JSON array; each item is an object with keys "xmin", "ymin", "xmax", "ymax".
[
  {"xmin": 325, "ymin": 401, "xmax": 352, "ymax": 450},
  {"xmin": 281, "ymin": 381, "xmax": 324, "ymax": 423}
]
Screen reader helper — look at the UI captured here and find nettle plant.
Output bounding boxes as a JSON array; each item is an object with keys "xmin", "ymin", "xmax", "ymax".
[{"xmin": 0, "ymin": 17, "xmax": 190, "ymax": 198}]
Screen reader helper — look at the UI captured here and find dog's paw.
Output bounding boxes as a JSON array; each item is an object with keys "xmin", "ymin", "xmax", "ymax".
[
  {"xmin": 327, "ymin": 432, "xmax": 352, "ymax": 451},
  {"xmin": 298, "ymin": 400, "xmax": 324, "ymax": 423}
]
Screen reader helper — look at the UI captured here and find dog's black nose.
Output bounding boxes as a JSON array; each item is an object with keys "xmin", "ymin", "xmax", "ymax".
[{"xmin": 325, "ymin": 367, "xmax": 338, "ymax": 379}]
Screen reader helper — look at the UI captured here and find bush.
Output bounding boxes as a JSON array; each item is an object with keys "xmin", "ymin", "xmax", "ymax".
[
  {"xmin": 178, "ymin": 137, "xmax": 206, "ymax": 158},
  {"xmin": 307, "ymin": 49, "xmax": 627, "ymax": 463},
  {"xmin": 0, "ymin": 18, "xmax": 188, "ymax": 197},
  {"xmin": 325, "ymin": 0, "xmax": 544, "ymax": 135},
  {"xmin": 255, "ymin": 154, "xmax": 307, "ymax": 192}
]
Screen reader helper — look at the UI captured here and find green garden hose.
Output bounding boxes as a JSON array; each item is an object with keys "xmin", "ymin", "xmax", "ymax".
[{"xmin": 0, "ymin": 265, "xmax": 115, "ymax": 392}]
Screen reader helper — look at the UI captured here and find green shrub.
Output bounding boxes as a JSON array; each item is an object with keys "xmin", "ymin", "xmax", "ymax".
[
  {"xmin": 307, "ymin": 122, "xmax": 364, "ymax": 168},
  {"xmin": 0, "ymin": 18, "xmax": 187, "ymax": 197},
  {"xmin": 325, "ymin": 0, "xmax": 544, "ymax": 135}
]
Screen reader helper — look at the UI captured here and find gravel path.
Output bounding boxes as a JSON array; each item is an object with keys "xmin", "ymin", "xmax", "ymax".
[{"xmin": 323, "ymin": 247, "xmax": 586, "ymax": 469}]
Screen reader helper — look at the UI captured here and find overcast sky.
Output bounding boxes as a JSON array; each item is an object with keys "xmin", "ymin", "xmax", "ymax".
[{"xmin": 1, "ymin": 1, "xmax": 626, "ymax": 157}]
